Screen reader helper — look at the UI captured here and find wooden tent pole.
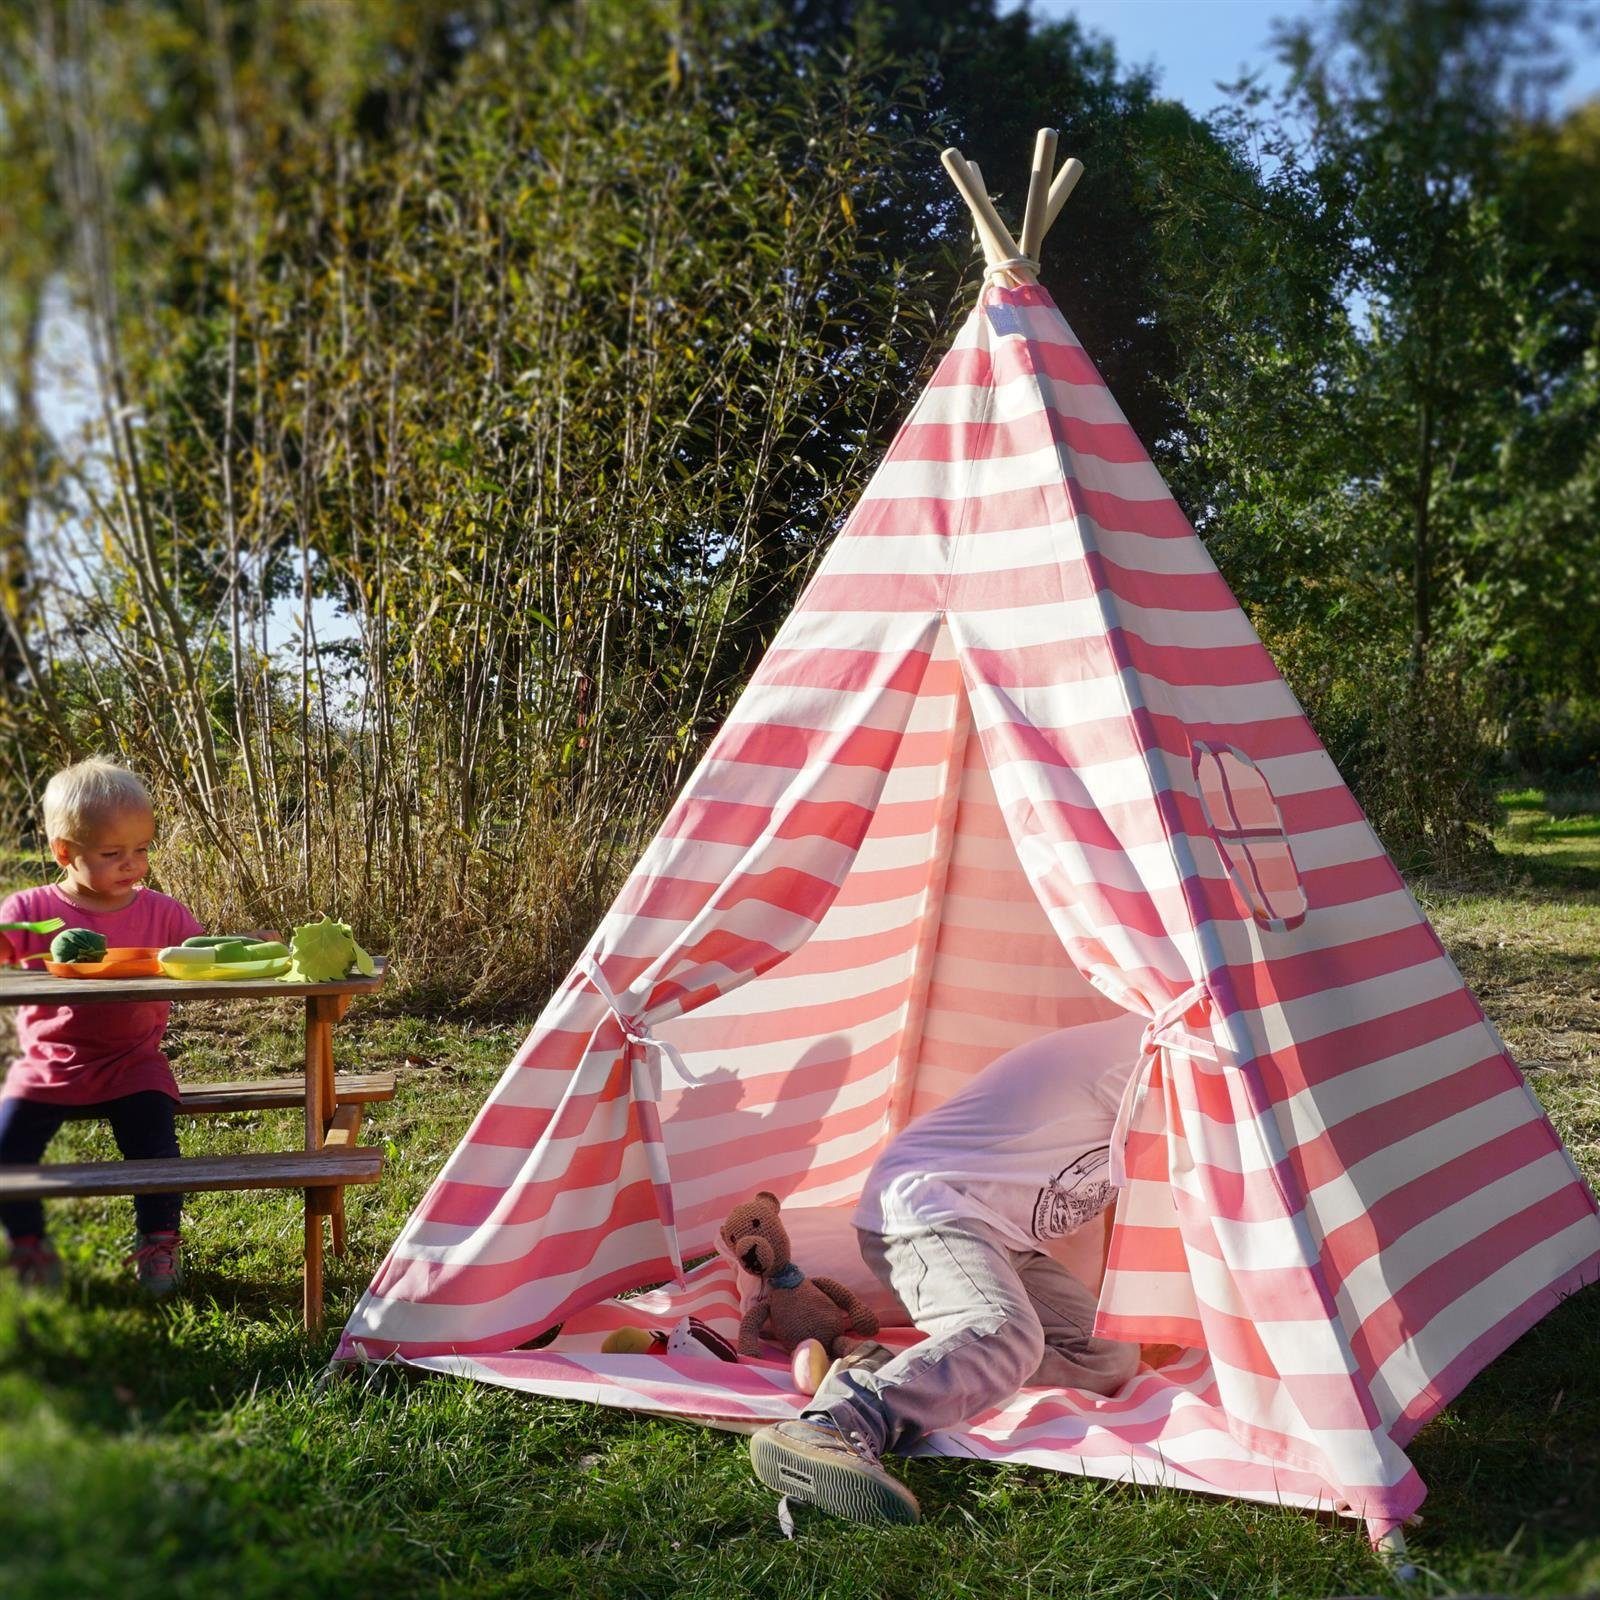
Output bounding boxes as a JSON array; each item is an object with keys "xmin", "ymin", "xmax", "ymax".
[
  {"xmin": 944, "ymin": 138, "xmax": 1083, "ymax": 284},
  {"xmin": 940, "ymin": 147, "xmax": 1027, "ymax": 275},
  {"xmin": 1019, "ymin": 128, "xmax": 1058, "ymax": 263},
  {"xmin": 1043, "ymin": 156, "xmax": 1085, "ymax": 236},
  {"xmin": 966, "ymin": 160, "xmax": 987, "ymax": 254}
]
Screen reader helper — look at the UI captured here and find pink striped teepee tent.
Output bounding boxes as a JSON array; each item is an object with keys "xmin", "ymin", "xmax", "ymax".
[{"xmin": 338, "ymin": 133, "xmax": 1600, "ymax": 1547}]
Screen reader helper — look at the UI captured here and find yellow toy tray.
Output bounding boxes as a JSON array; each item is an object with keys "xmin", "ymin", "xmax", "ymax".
[{"xmin": 158, "ymin": 955, "xmax": 293, "ymax": 981}]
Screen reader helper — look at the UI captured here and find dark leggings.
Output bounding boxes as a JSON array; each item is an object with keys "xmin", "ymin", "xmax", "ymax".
[{"xmin": 0, "ymin": 1090, "xmax": 182, "ymax": 1238}]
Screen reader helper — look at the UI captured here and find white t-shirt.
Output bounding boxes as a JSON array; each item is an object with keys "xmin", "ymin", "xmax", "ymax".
[{"xmin": 853, "ymin": 1013, "xmax": 1148, "ymax": 1251}]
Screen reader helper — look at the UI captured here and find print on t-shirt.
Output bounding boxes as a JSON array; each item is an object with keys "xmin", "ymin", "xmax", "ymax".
[{"xmin": 1032, "ymin": 1144, "xmax": 1113, "ymax": 1239}]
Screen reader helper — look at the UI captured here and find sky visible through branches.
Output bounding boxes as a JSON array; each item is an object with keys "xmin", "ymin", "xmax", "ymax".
[{"xmin": 1038, "ymin": 0, "xmax": 1600, "ymax": 117}]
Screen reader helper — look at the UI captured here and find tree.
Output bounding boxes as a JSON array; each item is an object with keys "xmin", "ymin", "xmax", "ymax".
[
  {"xmin": 2, "ymin": 0, "xmax": 961, "ymax": 993},
  {"xmin": 1149, "ymin": 0, "xmax": 1600, "ymax": 860},
  {"xmin": 788, "ymin": 0, "xmax": 1203, "ymax": 450},
  {"xmin": 0, "ymin": 6, "xmax": 66, "ymax": 706}
]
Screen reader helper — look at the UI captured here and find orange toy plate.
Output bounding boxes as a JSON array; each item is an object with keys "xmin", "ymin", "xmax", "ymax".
[{"xmin": 44, "ymin": 947, "xmax": 162, "ymax": 979}]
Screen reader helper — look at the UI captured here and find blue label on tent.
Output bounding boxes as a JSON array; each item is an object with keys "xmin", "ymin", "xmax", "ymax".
[{"xmin": 986, "ymin": 302, "xmax": 1026, "ymax": 339}]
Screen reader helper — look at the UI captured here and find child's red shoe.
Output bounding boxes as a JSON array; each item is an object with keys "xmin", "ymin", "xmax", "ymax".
[
  {"xmin": 127, "ymin": 1230, "xmax": 183, "ymax": 1298},
  {"xmin": 7, "ymin": 1234, "xmax": 62, "ymax": 1288}
]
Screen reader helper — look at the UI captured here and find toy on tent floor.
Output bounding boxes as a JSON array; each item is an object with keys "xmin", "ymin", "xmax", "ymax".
[
  {"xmin": 336, "ymin": 128, "xmax": 1600, "ymax": 1553},
  {"xmin": 720, "ymin": 1191, "xmax": 879, "ymax": 1360},
  {"xmin": 600, "ymin": 1316, "xmax": 739, "ymax": 1362},
  {"xmin": 638, "ymin": 1318, "xmax": 911, "ymax": 1409},
  {"xmin": 805, "ymin": 1339, "xmax": 898, "ymax": 1398}
]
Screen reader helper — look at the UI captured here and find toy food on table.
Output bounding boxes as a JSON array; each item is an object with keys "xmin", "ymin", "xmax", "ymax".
[
  {"xmin": 279, "ymin": 915, "xmax": 377, "ymax": 983},
  {"xmin": 157, "ymin": 935, "xmax": 292, "ymax": 981},
  {"xmin": 51, "ymin": 928, "xmax": 108, "ymax": 964},
  {"xmin": 42, "ymin": 928, "xmax": 163, "ymax": 978}
]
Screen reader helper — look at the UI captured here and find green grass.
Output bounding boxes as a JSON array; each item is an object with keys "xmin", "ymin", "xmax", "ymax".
[{"xmin": 2, "ymin": 806, "xmax": 1598, "ymax": 1598}]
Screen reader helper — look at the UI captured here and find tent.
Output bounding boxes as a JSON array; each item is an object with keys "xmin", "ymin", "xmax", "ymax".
[{"xmin": 337, "ymin": 133, "xmax": 1600, "ymax": 1547}]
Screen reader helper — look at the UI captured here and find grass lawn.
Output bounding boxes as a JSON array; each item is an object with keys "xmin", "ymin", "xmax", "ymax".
[{"xmin": 2, "ymin": 801, "xmax": 1597, "ymax": 1599}]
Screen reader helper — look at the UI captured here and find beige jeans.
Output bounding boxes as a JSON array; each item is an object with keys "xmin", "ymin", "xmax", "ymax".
[{"xmin": 805, "ymin": 1217, "xmax": 1139, "ymax": 1456}]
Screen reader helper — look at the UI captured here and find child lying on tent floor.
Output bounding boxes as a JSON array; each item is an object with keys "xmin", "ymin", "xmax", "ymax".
[{"xmin": 748, "ymin": 1012, "xmax": 1148, "ymax": 1527}]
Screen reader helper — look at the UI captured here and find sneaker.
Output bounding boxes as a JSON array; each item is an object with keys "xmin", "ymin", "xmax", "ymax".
[
  {"xmin": 127, "ymin": 1231, "xmax": 183, "ymax": 1298},
  {"xmin": 749, "ymin": 1416, "xmax": 921, "ymax": 1527},
  {"xmin": 7, "ymin": 1235, "xmax": 62, "ymax": 1288}
]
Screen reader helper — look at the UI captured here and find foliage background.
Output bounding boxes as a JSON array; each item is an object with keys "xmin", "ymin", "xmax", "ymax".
[{"xmin": 1, "ymin": 0, "xmax": 1598, "ymax": 1001}]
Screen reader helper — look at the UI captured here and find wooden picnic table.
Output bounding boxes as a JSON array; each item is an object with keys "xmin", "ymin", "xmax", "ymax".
[{"xmin": 0, "ymin": 960, "xmax": 389, "ymax": 1329}]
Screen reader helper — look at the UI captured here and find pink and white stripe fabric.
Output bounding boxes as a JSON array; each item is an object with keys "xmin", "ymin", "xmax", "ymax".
[{"xmin": 339, "ymin": 284, "xmax": 1600, "ymax": 1541}]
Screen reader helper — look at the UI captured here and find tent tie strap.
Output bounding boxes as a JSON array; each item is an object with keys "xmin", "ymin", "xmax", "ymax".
[
  {"xmin": 581, "ymin": 953, "xmax": 688, "ymax": 1282},
  {"xmin": 580, "ymin": 956, "xmax": 688, "ymax": 1107},
  {"xmin": 1108, "ymin": 981, "xmax": 1218, "ymax": 1189},
  {"xmin": 984, "ymin": 255, "xmax": 1038, "ymax": 281}
]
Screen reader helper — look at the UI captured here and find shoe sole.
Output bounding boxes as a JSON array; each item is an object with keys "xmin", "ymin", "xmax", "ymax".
[{"xmin": 750, "ymin": 1431, "xmax": 920, "ymax": 1527}]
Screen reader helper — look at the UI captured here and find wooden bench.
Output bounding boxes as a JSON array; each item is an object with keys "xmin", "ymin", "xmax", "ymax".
[
  {"xmin": 176, "ymin": 1071, "xmax": 397, "ymax": 1115},
  {"xmin": 0, "ymin": 1071, "xmax": 400, "ymax": 1319},
  {"xmin": 0, "ymin": 1147, "xmax": 383, "ymax": 1201}
]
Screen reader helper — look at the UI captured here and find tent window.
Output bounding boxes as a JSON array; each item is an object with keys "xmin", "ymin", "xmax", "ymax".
[{"xmin": 1193, "ymin": 743, "xmax": 1307, "ymax": 931}]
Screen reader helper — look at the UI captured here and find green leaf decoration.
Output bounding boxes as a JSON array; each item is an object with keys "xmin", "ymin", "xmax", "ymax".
[{"xmin": 285, "ymin": 915, "xmax": 360, "ymax": 983}]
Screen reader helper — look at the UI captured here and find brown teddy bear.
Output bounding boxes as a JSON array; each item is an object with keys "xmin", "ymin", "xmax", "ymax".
[{"xmin": 720, "ymin": 1190, "xmax": 880, "ymax": 1359}]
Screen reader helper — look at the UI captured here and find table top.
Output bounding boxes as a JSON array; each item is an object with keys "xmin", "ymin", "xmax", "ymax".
[{"xmin": 0, "ymin": 957, "xmax": 388, "ymax": 1005}]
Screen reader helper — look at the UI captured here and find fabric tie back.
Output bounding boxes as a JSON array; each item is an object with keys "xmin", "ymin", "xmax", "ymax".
[
  {"xmin": 1107, "ymin": 980, "xmax": 1217, "ymax": 1191},
  {"xmin": 581, "ymin": 954, "xmax": 690, "ymax": 1285}
]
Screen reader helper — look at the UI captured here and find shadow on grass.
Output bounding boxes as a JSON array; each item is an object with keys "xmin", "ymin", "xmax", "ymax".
[
  {"xmin": 1500, "ymin": 853, "xmax": 1600, "ymax": 898},
  {"xmin": 1408, "ymin": 1285, "xmax": 1600, "ymax": 1558},
  {"xmin": 1526, "ymin": 815, "xmax": 1600, "ymax": 840},
  {"xmin": 1440, "ymin": 943, "xmax": 1600, "ymax": 993},
  {"xmin": 0, "ymin": 1277, "xmax": 330, "ymax": 1439},
  {"xmin": 1417, "ymin": 847, "xmax": 1600, "ymax": 906}
]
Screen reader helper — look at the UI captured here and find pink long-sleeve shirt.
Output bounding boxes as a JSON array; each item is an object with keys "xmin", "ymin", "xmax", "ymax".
[{"xmin": 0, "ymin": 884, "xmax": 203, "ymax": 1105}]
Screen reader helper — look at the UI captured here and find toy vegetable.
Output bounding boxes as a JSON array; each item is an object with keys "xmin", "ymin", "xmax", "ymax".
[
  {"xmin": 281, "ymin": 916, "xmax": 377, "ymax": 983},
  {"xmin": 156, "ymin": 936, "xmax": 294, "ymax": 980},
  {"xmin": 157, "ymin": 946, "xmax": 214, "ymax": 967},
  {"xmin": 50, "ymin": 928, "xmax": 108, "ymax": 964},
  {"xmin": 176, "ymin": 936, "xmax": 290, "ymax": 963}
]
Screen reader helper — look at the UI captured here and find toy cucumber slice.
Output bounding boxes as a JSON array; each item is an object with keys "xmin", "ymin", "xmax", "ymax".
[
  {"xmin": 182, "ymin": 934, "xmax": 257, "ymax": 949},
  {"xmin": 222, "ymin": 956, "xmax": 292, "ymax": 979},
  {"xmin": 242, "ymin": 940, "xmax": 289, "ymax": 961},
  {"xmin": 158, "ymin": 945, "xmax": 215, "ymax": 965}
]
